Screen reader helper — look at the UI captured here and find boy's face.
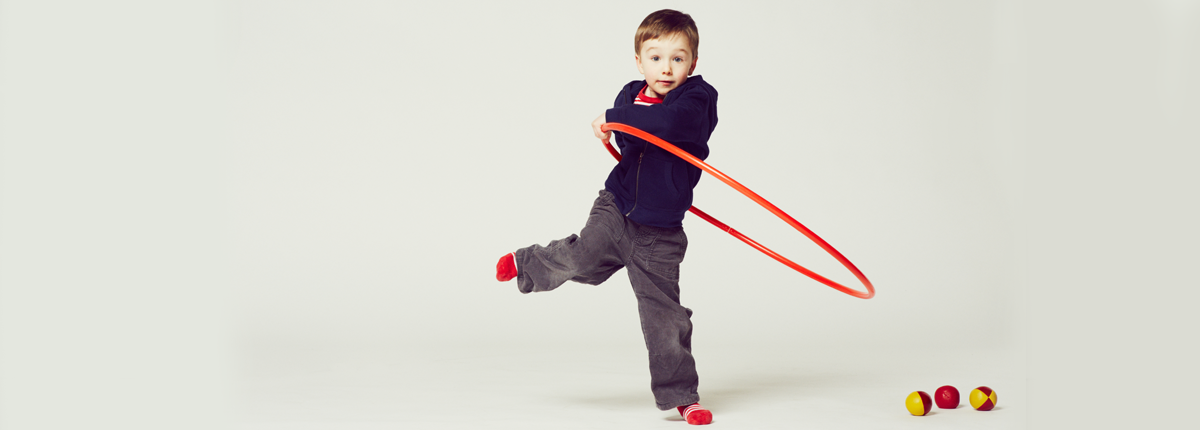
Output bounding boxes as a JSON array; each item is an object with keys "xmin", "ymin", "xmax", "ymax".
[{"xmin": 636, "ymin": 34, "xmax": 697, "ymax": 99}]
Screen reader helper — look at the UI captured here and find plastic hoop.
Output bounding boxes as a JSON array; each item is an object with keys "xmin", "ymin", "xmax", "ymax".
[{"xmin": 600, "ymin": 122, "xmax": 875, "ymax": 299}]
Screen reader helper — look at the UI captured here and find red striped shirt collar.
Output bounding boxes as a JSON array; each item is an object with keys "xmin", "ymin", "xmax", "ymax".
[{"xmin": 635, "ymin": 85, "xmax": 664, "ymax": 105}]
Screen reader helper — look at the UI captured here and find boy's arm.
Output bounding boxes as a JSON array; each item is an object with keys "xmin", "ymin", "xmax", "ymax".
[
  {"xmin": 603, "ymin": 89, "xmax": 711, "ymax": 153},
  {"xmin": 591, "ymin": 82, "xmax": 635, "ymax": 147}
]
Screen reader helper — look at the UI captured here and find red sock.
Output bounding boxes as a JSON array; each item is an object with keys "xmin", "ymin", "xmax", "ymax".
[
  {"xmin": 496, "ymin": 252, "xmax": 517, "ymax": 282},
  {"xmin": 678, "ymin": 403, "xmax": 712, "ymax": 425}
]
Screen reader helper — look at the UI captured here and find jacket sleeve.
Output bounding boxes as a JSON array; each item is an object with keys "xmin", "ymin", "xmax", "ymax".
[
  {"xmin": 605, "ymin": 88, "xmax": 711, "ymax": 156},
  {"xmin": 610, "ymin": 87, "xmax": 632, "ymax": 151}
]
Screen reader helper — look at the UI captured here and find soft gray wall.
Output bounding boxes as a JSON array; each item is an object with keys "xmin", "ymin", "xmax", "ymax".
[
  {"xmin": 229, "ymin": 0, "xmax": 1020, "ymax": 351},
  {"xmin": 1, "ymin": 1, "xmax": 1195, "ymax": 429}
]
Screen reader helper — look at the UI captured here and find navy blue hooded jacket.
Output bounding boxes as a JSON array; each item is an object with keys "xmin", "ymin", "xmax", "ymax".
[{"xmin": 603, "ymin": 75, "xmax": 718, "ymax": 228}]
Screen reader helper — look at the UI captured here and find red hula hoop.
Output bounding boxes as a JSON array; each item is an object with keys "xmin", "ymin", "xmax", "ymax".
[{"xmin": 600, "ymin": 122, "xmax": 875, "ymax": 299}]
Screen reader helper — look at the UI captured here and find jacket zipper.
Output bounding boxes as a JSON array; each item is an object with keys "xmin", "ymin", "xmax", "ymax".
[{"xmin": 625, "ymin": 152, "xmax": 644, "ymax": 216}]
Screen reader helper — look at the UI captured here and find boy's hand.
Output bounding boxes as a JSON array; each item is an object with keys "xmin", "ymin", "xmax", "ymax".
[{"xmin": 592, "ymin": 113, "xmax": 611, "ymax": 144}]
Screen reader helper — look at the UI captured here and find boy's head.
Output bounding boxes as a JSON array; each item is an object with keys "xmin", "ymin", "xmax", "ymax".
[{"xmin": 633, "ymin": 9, "xmax": 699, "ymax": 98}]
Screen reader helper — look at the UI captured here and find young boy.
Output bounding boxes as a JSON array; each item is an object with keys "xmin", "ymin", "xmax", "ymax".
[{"xmin": 496, "ymin": 9, "xmax": 718, "ymax": 426}]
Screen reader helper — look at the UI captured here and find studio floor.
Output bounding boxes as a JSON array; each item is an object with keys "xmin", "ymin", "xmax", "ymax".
[{"xmin": 235, "ymin": 340, "xmax": 1025, "ymax": 429}]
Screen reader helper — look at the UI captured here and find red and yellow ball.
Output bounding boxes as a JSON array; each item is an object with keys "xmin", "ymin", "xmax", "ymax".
[
  {"xmin": 905, "ymin": 391, "xmax": 933, "ymax": 416},
  {"xmin": 969, "ymin": 386, "xmax": 998, "ymax": 411}
]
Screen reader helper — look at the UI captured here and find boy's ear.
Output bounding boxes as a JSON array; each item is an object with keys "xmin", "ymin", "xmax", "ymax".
[
  {"xmin": 635, "ymin": 55, "xmax": 644, "ymax": 75},
  {"xmin": 689, "ymin": 57, "xmax": 698, "ymax": 75}
]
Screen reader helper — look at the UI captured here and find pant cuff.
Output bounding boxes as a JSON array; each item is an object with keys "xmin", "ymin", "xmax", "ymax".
[{"xmin": 656, "ymin": 394, "xmax": 701, "ymax": 411}]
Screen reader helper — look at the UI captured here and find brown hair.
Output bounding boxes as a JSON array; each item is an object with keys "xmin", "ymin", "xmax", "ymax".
[{"xmin": 634, "ymin": 9, "xmax": 699, "ymax": 59}]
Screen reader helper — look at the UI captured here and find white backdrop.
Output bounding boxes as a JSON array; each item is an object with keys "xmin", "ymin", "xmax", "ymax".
[
  {"xmin": 1, "ymin": 1, "xmax": 1196, "ymax": 429},
  {"xmin": 225, "ymin": 2, "xmax": 1027, "ymax": 428},
  {"xmin": 230, "ymin": 0, "xmax": 1022, "ymax": 352}
]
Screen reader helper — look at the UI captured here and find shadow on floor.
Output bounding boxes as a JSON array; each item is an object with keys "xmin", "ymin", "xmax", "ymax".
[{"xmin": 561, "ymin": 368, "xmax": 861, "ymax": 413}]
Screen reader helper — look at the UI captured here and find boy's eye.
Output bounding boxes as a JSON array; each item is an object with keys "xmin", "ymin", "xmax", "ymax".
[
  {"xmin": 651, "ymin": 56, "xmax": 660, "ymax": 61},
  {"xmin": 673, "ymin": 57, "xmax": 683, "ymax": 62}
]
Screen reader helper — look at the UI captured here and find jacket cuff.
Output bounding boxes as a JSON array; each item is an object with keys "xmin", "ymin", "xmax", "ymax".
[{"xmin": 605, "ymin": 107, "xmax": 625, "ymax": 126}]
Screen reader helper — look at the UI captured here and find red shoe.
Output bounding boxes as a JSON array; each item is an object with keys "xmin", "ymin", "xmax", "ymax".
[
  {"xmin": 678, "ymin": 403, "xmax": 712, "ymax": 425},
  {"xmin": 496, "ymin": 253, "xmax": 517, "ymax": 282}
]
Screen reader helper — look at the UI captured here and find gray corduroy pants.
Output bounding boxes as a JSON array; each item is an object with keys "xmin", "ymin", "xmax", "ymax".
[{"xmin": 514, "ymin": 190, "xmax": 700, "ymax": 411}]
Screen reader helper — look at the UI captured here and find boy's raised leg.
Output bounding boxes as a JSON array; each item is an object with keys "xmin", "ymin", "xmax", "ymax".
[{"xmin": 508, "ymin": 190, "xmax": 627, "ymax": 293}]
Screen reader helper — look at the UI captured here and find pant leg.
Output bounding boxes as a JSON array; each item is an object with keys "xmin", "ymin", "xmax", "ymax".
[
  {"xmin": 513, "ymin": 190, "xmax": 627, "ymax": 294},
  {"xmin": 625, "ymin": 222, "xmax": 700, "ymax": 410}
]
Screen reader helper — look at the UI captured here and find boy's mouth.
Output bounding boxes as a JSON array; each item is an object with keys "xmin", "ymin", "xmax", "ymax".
[{"xmin": 656, "ymin": 80, "xmax": 675, "ymax": 86}]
